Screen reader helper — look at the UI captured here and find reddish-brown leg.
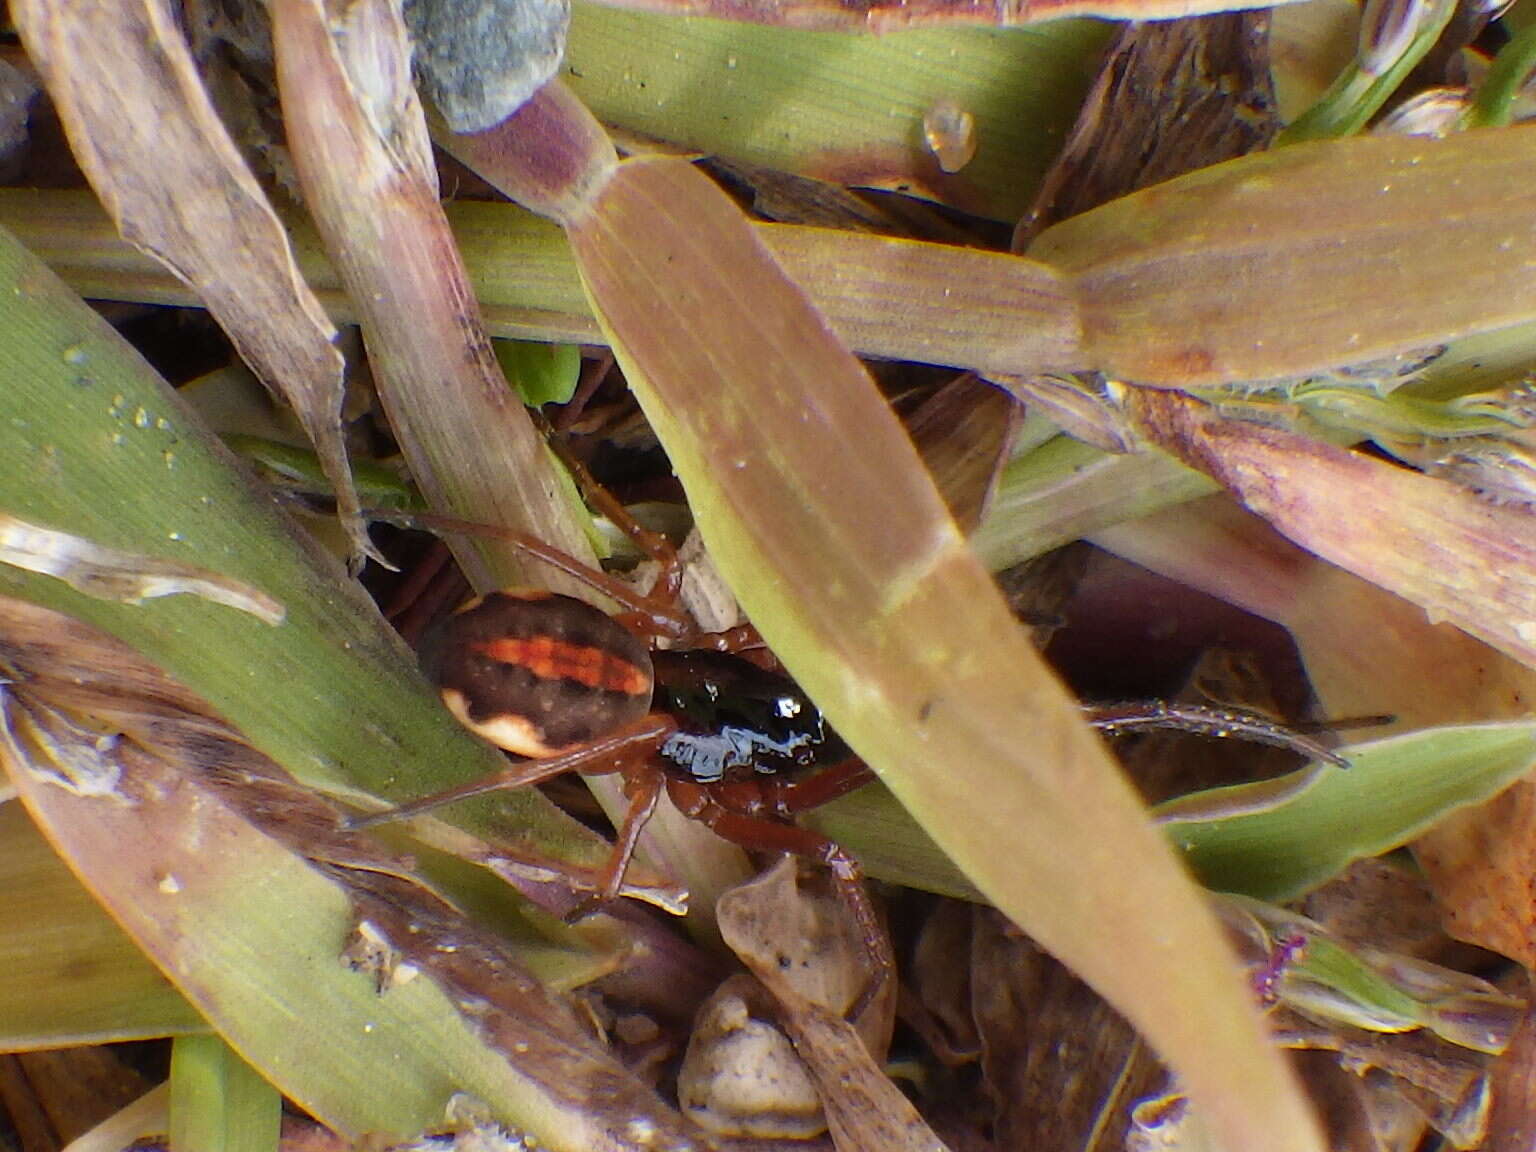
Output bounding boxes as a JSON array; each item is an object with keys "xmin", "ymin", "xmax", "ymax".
[
  {"xmin": 532, "ymin": 409, "xmax": 686, "ymax": 610},
  {"xmin": 762, "ymin": 758, "xmax": 876, "ymax": 819},
  {"xmin": 563, "ymin": 762, "xmax": 667, "ymax": 922},
  {"xmin": 685, "ymin": 624, "xmax": 767, "ymax": 655},
  {"xmin": 346, "ymin": 714, "xmax": 678, "ymax": 830},
  {"xmin": 365, "ymin": 505, "xmax": 694, "ymax": 641},
  {"xmin": 665, "ymin": 776, "xmax": 893, "ymax": 1015},
  {"xmin": 551, "ymin": 350, "xmax": 614, "ymax": 434}
]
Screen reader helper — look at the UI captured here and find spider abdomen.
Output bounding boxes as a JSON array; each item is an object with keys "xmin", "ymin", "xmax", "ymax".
[{"xmin": 422, "ymin": 590, "xmax": 655, "ymax": 757}]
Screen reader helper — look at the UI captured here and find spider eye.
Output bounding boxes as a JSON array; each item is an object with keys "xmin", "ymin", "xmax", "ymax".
[{"xmin": 775, "ymin": 696, "xmax": 801, "ymax": 718}]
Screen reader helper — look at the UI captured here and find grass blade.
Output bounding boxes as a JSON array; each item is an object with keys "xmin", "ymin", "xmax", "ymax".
[
  {"xmin": 568, "ymin": 152, "xmax": 1325, "ymax": 1152},
  {"xmin": 169, "ymin": 1036, "xmax": 281, "ymax": 1152}
]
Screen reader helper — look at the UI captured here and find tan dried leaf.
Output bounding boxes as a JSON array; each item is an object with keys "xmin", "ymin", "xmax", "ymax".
[
  {"xmin": 12, "ymin": 0, "xmax": 371, "ymax": 564},
  {"xmin": 1125, "ymin": 387, "xmax": 1536, "ymax": 671},
  {"xmin": 717, "ymin": 860, "xmax": 939, "ymax": 1152},
  {"xmin": 270, "ymin": 0, "xmax": 600, "ymax": 597},
  {"xmin": 0, "ymin": 512, "xmax": 283, "ymax": 625}
]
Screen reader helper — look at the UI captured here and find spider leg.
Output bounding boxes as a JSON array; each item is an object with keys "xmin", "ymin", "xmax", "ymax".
[
  {"xmin": 684, "ymin": 623, "xmax": 768, "ymax": 656},
  {"xmin": 363, "ymin": 504, "xmax": 693, "ymax": 641},
  {"xmin": 347, "ymin": 714, "xmax": 677, "ymax": 830},
  {"xmin": 762, "ymin": 757, "xmax": 876, "ymax": 819},
  {"xmin": 665, "ymin": 777, "xmax": 892, "ymax": 1018},
  {"xmin": 563, "ymin": 763, "xmax": 666, "ymax": 922},
  {"xmin": 1083, "ymin": 701, "xmax": 1352, "ymax": 768},
  {"xmin": 531, "ymin": 409, "xmax": 687, "ymax": 611}
]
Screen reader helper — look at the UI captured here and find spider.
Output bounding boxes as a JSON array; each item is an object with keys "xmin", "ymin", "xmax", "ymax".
[
  {"xmin": 349, "ymin": 450, "xmax": 1351, "ymax": 989},
  {"xmin": 350, "ymin": 469, "xmax": 897, "ymax": 975}
]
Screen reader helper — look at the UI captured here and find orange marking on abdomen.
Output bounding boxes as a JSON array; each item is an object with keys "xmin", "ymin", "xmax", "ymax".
[{"xmin": 478, "ymin": 636, "xmax": 650, "ymax": 696}]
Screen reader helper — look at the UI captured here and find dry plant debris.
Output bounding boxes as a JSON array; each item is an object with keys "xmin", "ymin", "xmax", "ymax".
[{"xmin": 3, "ymin": 2, "xmax": 1536, "ymax": 1151}]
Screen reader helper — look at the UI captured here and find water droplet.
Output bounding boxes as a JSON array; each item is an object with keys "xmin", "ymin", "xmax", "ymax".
[{"xmin": 924, "ymin": 99, "xmax": 977, "ymax": 173}]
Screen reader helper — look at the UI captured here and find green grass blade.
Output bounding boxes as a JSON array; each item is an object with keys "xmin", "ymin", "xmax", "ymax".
[
  {"xmin": 0, "ymin": 216, "xmax": 605, "ymax": 863},
  {"xmin": 1160, "ymin": 724, "xmax": 1536, "ymax": 901},
  {"xmin": 564, "ymin": 7, "xmax": 1108, "ymax": 222},
  {"xmin": 170, "ymin": 1036, "xmax": 281, "ymax": 1152}
]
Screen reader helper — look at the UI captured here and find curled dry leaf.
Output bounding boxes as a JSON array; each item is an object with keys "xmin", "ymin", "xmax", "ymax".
[
  {"xmin": 968, "ymin": 909, "xmax": 1162, "ymax": 1151},
  {"xmin": 903, "ymin": 373, "xmax": 1020, "ymax": 535},
  {"xmin": 1014, "ymin": 11, "xmax": 1278, "ymax": 246},
  {"xmin": 715, "ymin": 859, "xmax": 942, "ymax": 1152},
  {"xmin": 11, "ymin": 0, "xmax": 370, "ymax": 565},
  {"xmin": 1484, "ymin": 973, "xmax": 1536, "ymax": 1152},
  {"xmin": 0, "ymin": 596, "xmax": 704, "ymax": 1149},
  {"xmin": 984, "ymin": 373, "xmax": 1134, "ymax": 454},
  {"xmin": 0, "ymin": 511, "xmax": 283, "ymax": 626},
  {"xmin": 1124, "ymin": 386, "xmax": 1536, "ymax": 673},
  {"xmin": 271, "ymin": 0, "xmax": 599, "ymax": 597},
  {"xmin": 1270, "ymin": 1008, "xmax": 1494, "ymax": 1149}
]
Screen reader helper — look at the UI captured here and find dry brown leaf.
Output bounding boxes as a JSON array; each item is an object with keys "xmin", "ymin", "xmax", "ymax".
[
  {"xmin": 907, "ymin": 903, "xmax": 980, "ymax": 1067},
  {"xmin": 0, "ymin": 1047, "xmax": 151, "ymax": 1150},
  {"xmin": 1270, "ymin": 1008, "xmax": 1492, "ymax": 1149},
  {"xmin": 1125, "ymin": 387, "xmax": 1536, "ymax": 672},
  {"xmin": 1413, "ymin": 786, "xmax": 1536, "ymax": 968},
  {"xmin": 1300, "ymin": 859, "xmax": 1466, "ymax": 965},
  {"xmin": 969, "ymin": 909, "xmax": 1162, "ymax": 1151},
  {"xmin": 1484, "ymin": 972, "xmax": 1536, "ymax": 1152},
  {"xmin": 1015, "ymin": 11, "xmax": 1279, "ymax": 246},
  {"xmin": 1289, "ymin": 1052, "xmax": 1425, "ymax": 1152},
  {"xmin": 904, "ymin": 374, "xmax": 1020, "ymax": 535},
  {"xmin": 717, "ymin": 859, "xmax": 940, "ymax": 1152},
  {"xmin": 11, "ymin": 0, "xmax": 370, "ymax": 565},
  {"xmin": 269, "ymin": 0, "xmax": 603, "ymax": 599}
]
